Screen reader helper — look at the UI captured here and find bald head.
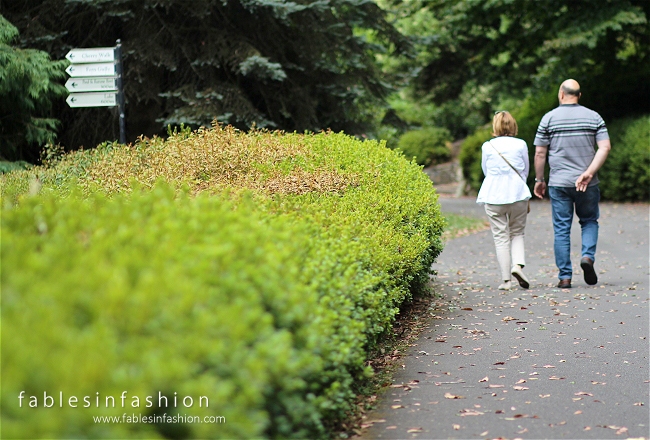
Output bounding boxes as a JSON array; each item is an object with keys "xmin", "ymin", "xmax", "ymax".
[{"xmin": 559, "ymin": 79, "xmax": 581, "ymax": 103}]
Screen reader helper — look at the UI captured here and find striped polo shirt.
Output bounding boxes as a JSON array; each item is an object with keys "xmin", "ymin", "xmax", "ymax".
[{"xmin": 534, "ymin": 104, "xmax": 609, "ymax": 187}]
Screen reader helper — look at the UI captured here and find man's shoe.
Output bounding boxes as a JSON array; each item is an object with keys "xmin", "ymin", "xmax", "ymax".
[
  {"xmin": 580, "ymin": 257, "xmax": 598, "ymax": 285},
  {"xmin": 511, "ymin": 265, "xmax": 530, "ymax": 289},
  {"xmin": 557, "ymin": 279, "xmax": 572, "ymax": 289}
]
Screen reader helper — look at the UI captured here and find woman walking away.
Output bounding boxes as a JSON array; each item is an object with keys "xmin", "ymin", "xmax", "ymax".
[{"xmin": 476, "ymin": 111, "xmax": 532, "ymax": 290}]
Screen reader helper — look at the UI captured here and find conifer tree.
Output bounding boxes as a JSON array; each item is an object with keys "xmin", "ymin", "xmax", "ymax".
[{"xmin": 0, "ymin": 15, "xmax": 67, "ymax": 161}]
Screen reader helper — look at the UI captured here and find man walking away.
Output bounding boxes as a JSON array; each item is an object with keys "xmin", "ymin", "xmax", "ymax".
[{"xmin": 533, "ymin": 79, "xmax": 611, "ymax": 289}]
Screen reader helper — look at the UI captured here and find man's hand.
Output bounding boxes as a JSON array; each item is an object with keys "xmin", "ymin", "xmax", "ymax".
[
  {"xmin": 575, "ymin": 172, "xmax": 593, "ymax": 192},
  {"xmin": 533, "ymin": 146, "xmax": 548, "ymax": 199},
  {"xmin": 576, "ymin": 139, "xmax": 611, "ymax": 192},
  {"xmin": 534, "ymin": 181, "xmax": 547, "ymax": 199}
]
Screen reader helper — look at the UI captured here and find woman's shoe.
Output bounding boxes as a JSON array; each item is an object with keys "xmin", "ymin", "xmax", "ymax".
[
  {"xmin": 511, "ymin": 265, "xmax": 530, "ymax": 289},
  {"xmin": 498, "ymin": 281, "xmax": 512, "ymax": 290}
]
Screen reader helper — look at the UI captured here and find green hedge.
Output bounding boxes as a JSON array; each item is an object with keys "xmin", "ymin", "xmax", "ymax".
[
  {"xmin": 599, "ymin": 115, "xmax": 649, "ymax": 202},
  {"xmin": 1, "ymin": 128, "xmax": 445, "ymax": 439},
  {"xmin": 396, "ymin": 127, "xmax": 452, "ymax": 167}
]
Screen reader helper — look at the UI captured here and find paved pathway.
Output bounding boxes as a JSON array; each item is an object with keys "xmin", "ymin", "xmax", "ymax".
[{"xmin": 362, "ymin": 196, "xmax": 649, "ymax": 440}]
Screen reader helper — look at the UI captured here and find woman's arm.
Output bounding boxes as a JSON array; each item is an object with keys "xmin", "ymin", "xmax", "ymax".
[
  {"xmin": 481, "ymin": 143, "xmax": 488, "ymax": 176},
  {"xmin": 521, "ymin": 141, "xmax": 530, "ymax": 179}
]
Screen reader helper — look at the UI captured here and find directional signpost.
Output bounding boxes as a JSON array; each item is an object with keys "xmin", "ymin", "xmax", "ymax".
[
  {"xmin": 65, "ymin": 62, "xmax": 116, "ymax": 77},
  {"xmin": 65, "ymin": 77, "xmax": 117, "ymax": 93},
  {"xmin": 65, "ymin": 47, "xmax": 115, "ymax": 63},
  {"xmin": 64, "ymin": 40, "xmax": 126, "ymax": 143},
  {"xmin": 66, "ymin": 92, "xmax": 117, "ymax": 108}
]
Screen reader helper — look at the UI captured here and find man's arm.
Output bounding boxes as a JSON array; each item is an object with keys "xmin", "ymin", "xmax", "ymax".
[
  {"xmin": 533, "ymin": 145, "xmax": 548, "ymax": 199},
  {"xmin": 575, "ymin": 139, "xmax": 612, "ymax": 192}
]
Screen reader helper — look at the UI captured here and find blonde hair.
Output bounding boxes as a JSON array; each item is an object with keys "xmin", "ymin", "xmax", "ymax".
[{"xmin": 492, "ymin": 111, "xmax": 518, "ymax": 137}]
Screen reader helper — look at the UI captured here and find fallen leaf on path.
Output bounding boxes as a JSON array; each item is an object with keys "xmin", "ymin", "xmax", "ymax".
[
  {"xmin": 386, "ymin": 425, "xmax": 397, "ymax": 430},
  {"xmin": 616, "ymin": 427, "xmax": 628, "ymax": 435},
  {"xmin": 515, "ymin": 379, "xmax": 526, "ymax": 384},
  {"xmin": 549, "ymin": 376, "xmax": 564, "ymax": 380},
  {"xmin": 391, "ymin": 405, "xmax": 404, "ymax": 409},
  {"xmin": 584, "ymin": 426, "xmax": 591, "ymax": 431},
  {"xmin": 517, "ymin": 428, "xmax": 528, "ymax": 434},
  {"xmin": 488, "ymin": 384, "xmax": 505, "ymax": 388},
  {"xmin": 575, "ymin": 392, "xmax": 593, "ymax": 396},
  {"xmin": 452, "ymin": 424, "xmax": 460, "ymax": 430},
  {"xmin": 633, "ymin": 402, "xmax": 644, "ymax": 406},
  {"xmin": 502, "ymin": 316, "xmax": 516, "ymax": 322},
  {"xmin": 574, "ymin": 410, "xmax": 582, "ymax": 415},
  {"xmin": 407, "ymin": 427, "xmax": 423, "ymax": 433},
  {"xmin": 505, "ymin": 414, "xmax": 537, "ymax": 420},
  {"xmin": 479, "ymin": 431, "xmax": 488, "ymax": 436},
  {"xmin": 542, "ymin": 365, "xmax": 556, "ymax": 368},
  {"xmin": 444, "ymin": 392, "xmax": 465, "ymax": 399},
  {"xmin": 479, "ymin": 376, "xmax": 489, "ymax": 382},
  {"xmin": 513, "ymin": 386, "xmax": 529, "ymax": 390},
  {"xmin": 459, "ymin": 409, "xmax": 484, "ymax": 416},
  {"xmin": 539, "ymin": 394, "xmax": 551, "ymax": 398}
]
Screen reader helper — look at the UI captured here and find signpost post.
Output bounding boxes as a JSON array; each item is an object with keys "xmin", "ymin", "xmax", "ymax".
[{"xmin": 64, "ymin": 40, "xmax": 126, "ymax": 144}]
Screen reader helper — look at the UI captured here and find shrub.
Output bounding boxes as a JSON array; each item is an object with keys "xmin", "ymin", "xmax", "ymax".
[
  {"xmin": 599, "ymin": 115, "xmax": 650, "ymax": 202},
  {"xmin": 1, "ymin": 126, "xmax": 445, "ymax": 439},
  {"xmin": 0, "ymin": 160, "xmax": 31, "ymax": 174},
  {"xmin": 458, "ymin": 127, "xmax": 491, "ymax": 192},
  {"xmin": 396, "ymin": 127, "xmax": 452, "ymax": 167}
]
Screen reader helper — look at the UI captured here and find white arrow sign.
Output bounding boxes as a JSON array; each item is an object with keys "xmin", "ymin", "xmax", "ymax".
[
  {"xmin": 66, "ymin": 63, "xmax": 116, "ymax": 77},
  {"xmin": 66, "ymin": 48, "xmax": 115, "ymax": 63},
  {"xmin": 65, "ymin": 77, "xmax": 117, "ymax": 92},
  {"xmin": 66, "ymin": 92, "xmax": 117, "ymax": 108}
]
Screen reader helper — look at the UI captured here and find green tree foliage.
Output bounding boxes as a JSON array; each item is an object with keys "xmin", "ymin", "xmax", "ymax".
[
  {"xmin": 4, "ymin": 0, "xmax": 409, "ymax": 156},
  {"xmin": 415, "ymin": 0, "xmax": 648, "ymax": 116},
  {"xmin": 0, "ymin": 16, "xmax": 67, "ymax": 161},
  {"xmin": 381, "ymin": 0, "xmax": 649, "ymax": 137}
]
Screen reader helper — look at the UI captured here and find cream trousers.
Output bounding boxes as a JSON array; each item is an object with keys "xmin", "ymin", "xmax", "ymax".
[{"xmin": 484, "ymin": 200, "xmax": 528, "ymax": 281}]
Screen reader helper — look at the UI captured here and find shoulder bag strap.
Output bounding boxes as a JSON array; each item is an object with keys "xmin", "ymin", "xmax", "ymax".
[{"xmin": 488, "ymin": 140, "xmax": 525, "ymax": 182}]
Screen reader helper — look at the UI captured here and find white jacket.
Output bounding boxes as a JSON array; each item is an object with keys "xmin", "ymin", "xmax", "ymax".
[{"xmin": 476, "ymin": 136, "xmax": 532, "ymax": 205}]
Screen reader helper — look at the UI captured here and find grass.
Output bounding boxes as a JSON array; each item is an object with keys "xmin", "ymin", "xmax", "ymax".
[{"xmin": 442, "ymin": 212, "xmax": 489, "ymax": 240}]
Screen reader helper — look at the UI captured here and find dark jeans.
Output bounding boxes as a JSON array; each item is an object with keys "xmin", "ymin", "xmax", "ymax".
[{"xmin": 548, "ymin": 185, "xmax": 600, "ymax": 280}]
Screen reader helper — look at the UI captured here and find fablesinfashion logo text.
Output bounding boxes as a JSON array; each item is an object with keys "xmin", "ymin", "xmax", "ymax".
[{"xmin": 18, "ymin": 391, "xmax": 209, "ymax": 408}]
